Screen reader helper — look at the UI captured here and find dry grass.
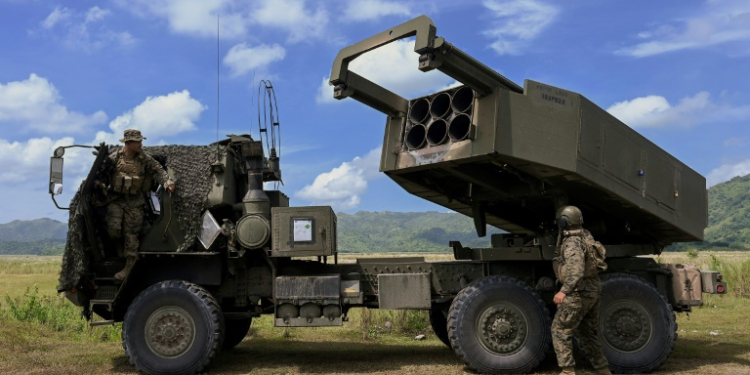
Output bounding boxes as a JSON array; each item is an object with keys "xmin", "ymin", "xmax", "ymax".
[{"xmin": 0, "ymin": 253, "xmax": 748, "ymax": 375}]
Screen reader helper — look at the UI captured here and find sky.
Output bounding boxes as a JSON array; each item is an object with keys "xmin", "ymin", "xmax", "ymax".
[{"xmin": 1, "ymin": 0, "xmax": 749, "ymax": 224}]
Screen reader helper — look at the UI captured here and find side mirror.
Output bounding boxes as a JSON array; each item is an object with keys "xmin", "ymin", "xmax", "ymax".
[{"xmin": 50, "ymin": 157, "xmax": 64, "ymax": 195}]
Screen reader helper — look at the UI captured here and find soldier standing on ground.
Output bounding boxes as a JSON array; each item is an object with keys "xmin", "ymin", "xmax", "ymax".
[
  {"xmin": 551, "ymin": 206, "xmax": 611, "ymax": 375},
  {"xmin": 105, "ymin": 129, "xmax": 175, "ymax": 280}
]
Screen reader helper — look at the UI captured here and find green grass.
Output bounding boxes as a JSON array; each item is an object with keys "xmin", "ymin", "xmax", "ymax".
[{"xmin": 0, "ymin": 253, "xmax": 748, "ymax": 375}]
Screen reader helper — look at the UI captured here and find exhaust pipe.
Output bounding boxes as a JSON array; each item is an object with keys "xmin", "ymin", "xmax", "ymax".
[
  {"xmin": 451, "ymin": 86, "xmax": 474, "ymax": 114},
  {"xmin": 426, "ymin": 119, "xmax": 448, "ymax": 145},
  {"xmin": 409, "ymin": 98, "xmax": 430, "ymax": 124},
  {"xmin": 448, "ymin": 114, "xmax": 473, "ymax": 142},
  {"xmin": 405, "ymin": 124, "xmax": 427, "ymax": 149},
  {"xmin": 429, "ymin": 92, "xmax": 452, "ymax": 119}
]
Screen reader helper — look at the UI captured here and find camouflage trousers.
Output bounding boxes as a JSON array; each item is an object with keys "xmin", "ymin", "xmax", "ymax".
[
  {"xmin": 105, "ymin": 198, "xmax": 144, "ymax": 257},
  {"xmin": 552, "ymin": 293, "xmax": 609, "ymax": 369}
]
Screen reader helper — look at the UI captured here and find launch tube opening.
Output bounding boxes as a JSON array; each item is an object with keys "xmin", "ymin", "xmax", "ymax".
[
  {"xmin": 405, "ymin": 124, "xmax": 427, "ymax": 149},
  {"xmin": 451, "ymin": 87, "xmax": 474, "ymax": 113},
  {"xmin": 426, "ymin": 119, "xmax": 448, "ymax": 145},
  {"xmin": 409, "ymin": 98, "xmax": 431, "ymax": 124},
  {"xmin": 448, "ymin": 114, "xmax": 472, "ymax": 142},
  {"xmin": 430, "ymin": 93, "xmax": 452, "ymax": 119}
]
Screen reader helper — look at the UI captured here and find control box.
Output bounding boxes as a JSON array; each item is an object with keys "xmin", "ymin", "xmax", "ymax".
[{"xmin": 271, "ymin": 206, "xmax": 337, "ymax": 257}]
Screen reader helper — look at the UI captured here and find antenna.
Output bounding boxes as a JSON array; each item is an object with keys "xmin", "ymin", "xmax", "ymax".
[
  {"xmin": 257, "ymin": 80, "xmax": 282, "ymax": 187},
  {"xmin": 215, "ymin": 14, "xmax": 220, "ymax": 160}
]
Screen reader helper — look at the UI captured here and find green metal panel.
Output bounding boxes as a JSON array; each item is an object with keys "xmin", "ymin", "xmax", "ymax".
[
  {"xmin": 377, "ymin": 273, "xmax": 431, "ymax": 310},
  {"xmin": 271, "ymin": 206, "xmax": 337, "ymax": 257}
]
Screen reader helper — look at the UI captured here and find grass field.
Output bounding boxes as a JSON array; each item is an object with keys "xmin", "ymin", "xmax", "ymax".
[{"xmin": 0, "ymin": 252, "xmax": 748, "ymax": 375}]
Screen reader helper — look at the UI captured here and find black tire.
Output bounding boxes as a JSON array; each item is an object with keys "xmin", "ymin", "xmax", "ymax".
[
  {"xmin": 447, "ymin": 276, "xmax": 551, "ymax": 374},
  {"xmin": 599, "ymin": 273, "xmax": 677, "ymax": 374},
  {"xmin": 122, "ymin": 280, "xmax": 224, "ymax": 375},
  {"xmin": 222, "ymin": 318, "xmax": 252, "ymax": 350},
  {"xmin": 429, "ymin": 304, "xmax": 451, "ymax": 348}
]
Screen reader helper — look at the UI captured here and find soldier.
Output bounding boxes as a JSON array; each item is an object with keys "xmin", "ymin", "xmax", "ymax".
[
  {"xmin": 551, "ymin": 206, "xmax": 611, "ymax": 375},
  {"xmin": 106, "ymin": 129, "xmax": 175, "ymax": 280}
]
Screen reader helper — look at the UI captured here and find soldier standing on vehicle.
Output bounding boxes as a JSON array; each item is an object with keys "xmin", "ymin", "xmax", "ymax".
[
  {"xmin": 106, "ymin": 129, "xmax": 175, "ymax": 280},
  {"xmin": 551, "ymin": 206, "xmax": 611, "ymax": 375}
]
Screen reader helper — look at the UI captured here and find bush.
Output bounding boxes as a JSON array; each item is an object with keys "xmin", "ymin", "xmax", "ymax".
[{"xmin": 0, "ymin": 285, "xmax": 120, "ymax": 342}]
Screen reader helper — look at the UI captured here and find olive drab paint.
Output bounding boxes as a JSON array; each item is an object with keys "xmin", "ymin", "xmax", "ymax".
[{"xmin": 331, "ymin": 15, "xmax": 707, "ymax": 247}]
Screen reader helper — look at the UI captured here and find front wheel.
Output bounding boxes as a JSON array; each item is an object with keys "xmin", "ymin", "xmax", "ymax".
[
  {"xmin": 447, "ymin": 276, "xmax": 551, "ymax": 373},
  {"xmin": 429, "ymin": 304, "xmax": 451, "ymax": 348},
  {"xmin": 599, "ymin": 273, "xmax": 677, "ymax": 373},
  {"xmin": 122, "ymin": 280, "xmax": 225, "ymax": 375},
  {"xmin": 222, "ymin": 318, "xmax": 252, "ymax": 350}
]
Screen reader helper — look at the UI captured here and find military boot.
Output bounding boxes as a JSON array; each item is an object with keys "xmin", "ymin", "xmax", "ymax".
[
  {"xmin": 593, "ymin": 366, "xmax": 612, "ymax": 375},
  {"xmin": 114, "ymin": 256, "xmax": 136, "ymax": 280},
  {"xmin": 558, "ymin": 367, "xmax": 575, "ymax": 375}
]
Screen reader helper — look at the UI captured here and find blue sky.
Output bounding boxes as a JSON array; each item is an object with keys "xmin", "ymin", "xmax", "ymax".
[{"xmin": 1, "ymin": 0, "xmax": 749, "ymax": 224}]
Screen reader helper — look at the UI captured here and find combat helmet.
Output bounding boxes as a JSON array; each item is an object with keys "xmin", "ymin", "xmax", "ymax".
[{"xmin": 556, "ymin": 205, "xmax": 583, "ymax": 229}]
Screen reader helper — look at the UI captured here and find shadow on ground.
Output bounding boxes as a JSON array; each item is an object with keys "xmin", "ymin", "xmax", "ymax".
[{"xmin": 106, "ymin": 336, "xmax": 750, "ymax": 374}]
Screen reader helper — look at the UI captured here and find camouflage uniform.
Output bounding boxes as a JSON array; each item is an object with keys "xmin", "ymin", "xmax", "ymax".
[
  {"xmin": 105, "ymin": 148, "xmax": 172, "ymax": 257},
  {"xmin": 552, "ymin": 228, "xmax": 609, "ymax": 371}
]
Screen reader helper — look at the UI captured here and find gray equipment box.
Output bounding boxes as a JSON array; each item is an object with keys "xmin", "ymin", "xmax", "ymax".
[{"xmin": 271, "ymin": 206, "xmax": 337, "ymax": 257}]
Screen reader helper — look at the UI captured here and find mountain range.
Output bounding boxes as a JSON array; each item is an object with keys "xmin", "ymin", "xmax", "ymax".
[{"xmin": 2, "ymin": 174, "xmax": 749, "ymax": 255}]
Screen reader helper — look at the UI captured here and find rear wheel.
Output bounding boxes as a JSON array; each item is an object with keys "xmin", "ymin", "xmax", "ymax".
[
  {"xmin": 447, "ymin": 276, "xmax": 551, "ymax": 373},
  {"xmin": 222, "ymin": 318, "xmax": 252, "ymax": 350},
  {"xmin": 599, "ymin": 273, "xmax": 677, "ymax": 373},
  {"xmin": 429, "ymin": 304, "xmax": 451, "ymax": 348},
  {"xmin": 122, "ymin": 280, "xmax": 224, "ymax": 375}
]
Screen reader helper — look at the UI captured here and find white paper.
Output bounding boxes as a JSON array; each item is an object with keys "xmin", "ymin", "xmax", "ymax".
[{"xmin": 293, "ymin": 219, "xmax": 313, "ymax": 242}]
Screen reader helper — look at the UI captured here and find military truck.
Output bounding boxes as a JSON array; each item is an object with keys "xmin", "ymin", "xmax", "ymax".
[{"xmin": 50, "ymin": 15, "xmax": 726, "ymax": 375}]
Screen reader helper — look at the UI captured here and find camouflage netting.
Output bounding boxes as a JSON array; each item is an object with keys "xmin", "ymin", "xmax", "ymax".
[
  {"xmin": 59, "ymin": 144, "xmax": 225, "ymax": 291},
  {"xmin": 58, "ymin": 185, "xmax": 87, "ymax": 292}
]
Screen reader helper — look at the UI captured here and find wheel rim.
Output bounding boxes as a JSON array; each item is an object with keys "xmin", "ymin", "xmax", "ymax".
[
  {"xmin": 144, "ymin": 306, "xmax": 197, "ymax": 358},
  {"xmin": 476, "ymin": 303, "xmax": 529, "ymax": 354},
  {"xmin": 601, "ymin": 300, "xmax": 653, "ymax": 353}
]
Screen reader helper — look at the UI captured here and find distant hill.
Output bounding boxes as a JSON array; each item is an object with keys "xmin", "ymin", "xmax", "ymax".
[
  {"xmin": 0, "ymin": 239, "xmax": 65, "ymax": 256},
  {"xmin": 703, "ymin": 174, "xmax": 750, "ymax": 249},
  {"xmin": 337, "ymin": 211, "xmax": 502, "ymax": 252},
  {"xmin": 0, "ymin": 218, "xmax": 67, "ymax": 255},
  {"xmin": 0, "ymin": 218, "xmax": 67, "ymax": 242}
]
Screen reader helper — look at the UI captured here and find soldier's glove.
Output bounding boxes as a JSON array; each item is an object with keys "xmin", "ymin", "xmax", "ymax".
[{"xmin": 94, "ymin": 180, "xmax": 108, "ymax": 196}]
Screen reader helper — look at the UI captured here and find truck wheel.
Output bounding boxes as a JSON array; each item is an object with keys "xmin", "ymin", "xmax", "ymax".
[
  {"xmin": 429, "ymin": 304, "xmax": 451, "ymax": 348},
  {"xmin": 599, "ymin": 273, "xmax": 677, "ymax": 374},
  {"xmin": 447, "ymin": 276, "xmax": 551, "ymax": 373},
  {"xmin": 122, "ymin": 280, "xmax": 224, "ymax": 375},
  {"xmin": 222, "ymin": 318, "xmax": 252, "ymax": 350}
]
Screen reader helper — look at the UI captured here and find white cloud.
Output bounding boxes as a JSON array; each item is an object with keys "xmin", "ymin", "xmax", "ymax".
[
  {"xmin": 616, "ymin": 0, "xmax": 750, "ymax": 57},
  {"xmin": 250, "ymin": 0, "xmax": 328, "ymax": 43},
  {"xmin": 122, "ymin": 0, "xmax": 247, "ymax": 38},
  {"xmin": 317, "ymin": 39, "xmax": 455, "ymax": 104},
  {"xmin": 295, "ymin": 148, "xmax": 382, "ymax": 210},
  {"xmin": 342, "ymin": 0, "xmax": 411, "ymax": 22},
  {"xmin": 95, "ymin": 90, "xmax": 206, "ymax": 144},
  {"xmin": 41, "ymin": 7, "xmax": 71, "ymax": 29},
  {"xmin": 223, "ymin": 43, "xmax": 285, "ymax": 77},
  {"xmin": 121, "ymin": 0, "xmax": 330, "ymax": 42},
  {"xmin": 707, "ymin": 160, "xmax": 750, "ymax": 187},
  {"xmin": 482, "ymin": 0, "xmax": 559, "ymax": 55},
  {"xmin": 606, "ymin": 92, "xmax": 750, "ymax": 128},
  {"xmin": 0, "ymin": 74, "xmax": 107, "ymax": 134},
  {"xmin": 0, "ymin": 136, "xmax": 89, "ymax": 184},
  {"xmin": 37, "ymin": 6, "xmax": 133, "ymax": 49},
  {"xmin": 85, "ymin": 6, "xmax": 111, "ymax": 23}
]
